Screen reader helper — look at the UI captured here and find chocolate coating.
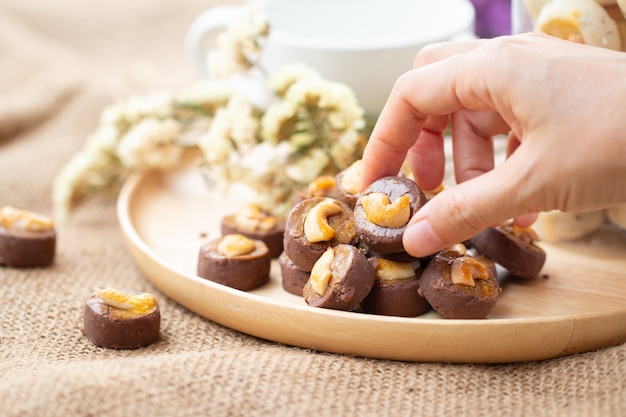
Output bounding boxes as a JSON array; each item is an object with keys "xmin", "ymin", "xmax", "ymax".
[
  {"xmin": 419, "ymin": 249, "xmax": 501, "ymax": 319},
  {"xmin": 303, "ymin": 244, "xmax": 375, "ymax": 311},
  {"xmin": 0, "ymin": 227, "xmax": 56, "ymax": 268},
  {"xmin": 221, "ymin": 215, "xmax": 285, "ymax": 259},
  {"xmin": 197, "ymin": 237, "xmax": 271, "ymax": 291},
  {"xmin": 278, "ymin": 252, "xmax": 310, "ymax": 296},
  {"xmin": 360, "ymin": 272, "xmax": 431, "ymax": 317},
  {"xmin": 83, "ymin": 294, "xmax": 160, "ymax": 349},
  {"xmin": 470, "ymin": 226, "xmax": 546, "ymax": 279},
  {"xmin": 283, "ymin": 197, "xmax": 356, "ymax": 272},
  {"xmin": 354, "ymin": 176, "xmax": 427, "ymax": 254}
]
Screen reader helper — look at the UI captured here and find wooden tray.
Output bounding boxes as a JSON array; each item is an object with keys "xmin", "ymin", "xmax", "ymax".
[{"xmin": 117, "ymin": 152, "xmax": 626, "ymax": 363}]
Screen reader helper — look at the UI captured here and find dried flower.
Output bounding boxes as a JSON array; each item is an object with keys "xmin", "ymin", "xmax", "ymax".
[
  {"xmin": 207, "ymin": 4, "xmax": 269, "ymax": 79},
  {"xmin": 116, "ymin": 118, "xmax": 183, "ymax": 169},
  {"xmin": 53, "ymin": 2, "xmax": 366, "ymax": 220}
]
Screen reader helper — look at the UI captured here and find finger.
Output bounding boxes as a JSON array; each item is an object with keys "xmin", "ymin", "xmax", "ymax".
[
  {"xmin": 402, "ymin": 146, "xmax": 540, "ymax": 257},
  {"xmin": 405, "ymin": 115, "xmax": 449, "ymax": 191},
  {"xmin": 450, "ymin": 109, "xmax": 510, "ymax": 183},
  {"xmin": 361, "ymin": 40, "xmax": 506, "ymax": 191},
  {"xmin": 413, "ymin": 38, "xmax": 489, "ymax": 69},
  {"xmin": 359, "ymin": 86, "xmax": 428, "ymax": 190},
  {"xmin": 514, "ymin": 212, "xmax": 538, "ymax": 228},
  {"xmin": 506, "ymin": 131, "xmax": 522, "ymax": 157}
]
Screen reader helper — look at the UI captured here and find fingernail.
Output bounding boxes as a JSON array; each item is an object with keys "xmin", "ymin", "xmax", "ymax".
[{"xmin": 403, "ymin": 219, "xmax": 445, "ymax": 258}]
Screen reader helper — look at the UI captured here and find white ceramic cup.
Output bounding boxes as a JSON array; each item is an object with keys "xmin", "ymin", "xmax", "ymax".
[{"xmin": 185, "ymin": 0, "xmax": 475, "ymax": 116}]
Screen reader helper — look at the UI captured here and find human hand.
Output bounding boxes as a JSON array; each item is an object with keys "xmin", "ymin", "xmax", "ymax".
[{"xmin": 360, "ymin": 33, "xmax": 626, "ymax": 258}]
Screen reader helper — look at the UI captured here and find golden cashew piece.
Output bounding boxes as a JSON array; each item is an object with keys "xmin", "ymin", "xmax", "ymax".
[
  {"xmin": 234, "ymin": 203, "xmax": 276, "ymax": 233},
  {"xmin": 217, "ymin": 234, "xmax": 257, "ymax": 258},
  {"xmin": 309, "ymin": 247, "xmax": 335, "ymax": 295},
  {"xmin": 448, "ymin": 243, "xmax": 468, "ymax": 256},
  {"xmin": 374, "ymin": 258, "xmax": 416, "ymax": 282},
  {"xmin": 361, "ymin": 192, "xmax": 411, "ymax": 229},
  {"xmin": 450, "ymin": 256, "xmax": 491, "ymax": 287},
  {"xmin": 304, "ymin": 199, "xmax": 342, "ymax": 243},
  {"xmin": 340, "ymin": 160, "xmax": 362, "ymax": 195},
  {"xmin": 95, "ymin": 287, "xmax": 157, "ymax": 314},
  {"xmin": 306, "ymin": 175, "xmax": 336, "ymax": 198},
  {"xmin": 0, "ymin": 206, "xmax": 55, "ymax": 232},
  {"xmin": 502, "ymin": 220, "xmax": 540, "ymax": 243}
]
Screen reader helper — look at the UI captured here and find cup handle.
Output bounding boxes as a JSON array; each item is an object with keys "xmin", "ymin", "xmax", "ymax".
[{"xmin": 184, "ymin": 5, "xmax": 244, "ymax": 76}]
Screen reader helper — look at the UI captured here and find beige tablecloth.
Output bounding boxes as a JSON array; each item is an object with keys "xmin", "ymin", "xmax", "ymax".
[{"xmin": 1, "ymin": 1, "xmax": 625, "ymax": 416}]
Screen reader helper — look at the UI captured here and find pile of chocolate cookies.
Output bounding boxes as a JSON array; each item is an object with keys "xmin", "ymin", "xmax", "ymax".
[
  {"xmin": 278, "ymin": 161, "xmax": 547, "ymax": 320},
  {"xmin": 198, "ymin": 160, "xmax": 547, "ymax": 320}
]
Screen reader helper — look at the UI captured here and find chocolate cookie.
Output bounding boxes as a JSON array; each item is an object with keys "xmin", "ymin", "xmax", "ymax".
[
  {"xmin": 335, "ymin": 159, "xmax": 362, "ymax": 209},
  {"xmin": 221, "ymin": 203, "xmax": 285, "ymax": 258},
  {"xmin": 360, "ymin": 258, "xmax": 431, "ymax": 317},
  {"xmin": 197, "ymin": 234, "xmax": 271, "ymax": 291},
  {"xmin": 278, "ymin": 252, "xmax": 310, "ymax": 296},
  {"xmin": 283, "ymin": 197, "xmax": 356, "ymax": 272},
  {"xmin": 419, "ymin": 249, "xmax": 501, "ymax": 319},
  {"xmin": 83, "ymin": 288, "xmax": 161, "ymax": 349},
  {"xmin": 303, "ymin": 244, "xmax": 375, "ymax": 311},
  {"xmin": 0, "ymin": 206, "xmax": 56, "ymax": 268},
  {"xmin": 354, "ymin": 176, "xmax": 427, "ymax": 254},
  {"xmin": 470, "ymin": 221, "xmax": 546, "ymax": 279}
]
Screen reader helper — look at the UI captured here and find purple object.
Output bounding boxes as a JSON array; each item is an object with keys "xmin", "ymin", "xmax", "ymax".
[{"xmin": 470, "ymin": 0, "xmax": 511, "ymax": 38}]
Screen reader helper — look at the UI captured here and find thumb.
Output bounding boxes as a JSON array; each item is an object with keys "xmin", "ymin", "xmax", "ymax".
[{"xmin": 403, "ymin": 152, "xmax": 538, "ymax": 257}]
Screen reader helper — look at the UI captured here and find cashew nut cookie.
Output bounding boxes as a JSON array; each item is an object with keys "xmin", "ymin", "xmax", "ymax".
[
  {"xmin": 534, "ymin": 0, "xmax": 621, "ymax": 50},
  {"xmin": 353, "ymin": 176, "xmax": 427, "ymax": 255},
  {"xmin": 360, "ymin": 257, "xmax": 431, "ymax": 317},
  {"xmin": 523, "ymin": 0, "xmax": 550, "ymax": 20},
  {"xmin": 197, "ymin": 234, "xmax": 271, "ymax": 291},
  {"xmin": 335, "ymin": 159, "xmax": 363, "ymax": 209},
  {"xmin": 419, "ymin": 247, "xmax": 501, "ymax": 320},
  {"xmin": 283, "ymin": 197, "xmax": 356, "ymax": 272},
  {"xmin": 533, "ymin": 209, "xmax": 606, "ymax": 242},
  {"xmin": 278, "ymin": 251, "xmax": 311, "ymax": 296},
  {"xmin": 470, "ymin": 221, "xmax": 546, "ymax": 280},
  {"xmin": 83, "ymin": 287, "xmax": 161, "ymax": 349},
  {"xmin": 0, "ymin": 206, "xmax": 56, "ymax": 268},
  {"xmin": 303, "ymin": 244, "xmax": 375, "ymax": 311},
  {"xmin": 221, "ymin": 203, "xmax": 285, "ymax": 258}
]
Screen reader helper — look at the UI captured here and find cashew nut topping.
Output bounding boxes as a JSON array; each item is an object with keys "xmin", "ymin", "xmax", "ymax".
[
  {"xmin": 234, "ymin": 203, "xmax": 276, "ymax": 233},
  {"xmin": 306, "ymin": 175, "xmax": 336, "ymax": 198},
  {"xmin": 423, "ymin": 184, "xmax": 444, "ymax": 200},
  {"xmin": 361, "ymin": 192, "xmax": 411, "ymax": 228},
  {"xmin": 448, "ymin": 243, "xmax": 468, "ymax": 256},
  {"xmin": 217, "ymin": 234, "xmax": 256, "ymax": 258},
  {"xmin": 0, "ymin": 206, "xmax": 55, "ymax": 232},
  {"xmin": 303, "ymin": 199, "xmax": 342, "ymax": 243},
  {"xmin": 450, "ymin": 256, "xmax": 491, "ymax": 287},
  {"xmin": 340, "ymin": 160, "xmax": 362, "ymax": 195},
  {"xmin": 375, "ymin": 258, "xmax": 415, "ymax": 282},
  {"xmin": 95, "ymin": 287, "xmax": 157, "ymax": 314},
  {"xmin": 502, "ymin": 220, "xmax": 540, "ymax": 244},
  {"xmin": 309, "ymin": 247, "xmax": 335, "ymax": 295}
]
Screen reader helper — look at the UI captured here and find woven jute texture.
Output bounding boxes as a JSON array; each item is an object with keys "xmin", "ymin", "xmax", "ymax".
[{"xmin": 1, "ymin": 1, "xmax": 625, "ymax": 416}]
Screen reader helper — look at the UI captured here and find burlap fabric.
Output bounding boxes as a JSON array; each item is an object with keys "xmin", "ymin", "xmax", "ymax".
[{"xmin": 1, "ymin": 1, "xmax": 625, "ymax": 416}]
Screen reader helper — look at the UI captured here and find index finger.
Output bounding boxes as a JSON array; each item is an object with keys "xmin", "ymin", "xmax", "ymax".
[
  {"xmin": 359, "ymin": 88, "xmax": 429, "ymax": 189},
  {"xmin": 359, "ymin": 39, "xmax": 491, "ymax": 190}
]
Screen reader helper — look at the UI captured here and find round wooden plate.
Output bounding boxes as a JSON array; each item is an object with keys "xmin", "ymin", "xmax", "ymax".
[{"xmin": 117, "ymin": 152, "xmax": 626, "ymax": 363}]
